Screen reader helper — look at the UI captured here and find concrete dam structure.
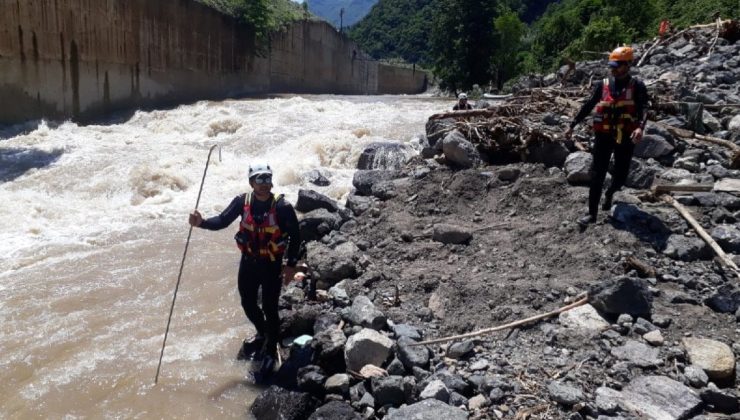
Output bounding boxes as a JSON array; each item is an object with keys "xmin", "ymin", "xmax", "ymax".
[{"xmin": 0, "ymin": 0, "xmax": 428, "ymax": 125}]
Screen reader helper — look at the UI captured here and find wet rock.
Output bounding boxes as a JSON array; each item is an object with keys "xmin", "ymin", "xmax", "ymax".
[
  {"xmin": 280, "ymin": 306, "xmax": 319, "ymax": 338},
  {"xmin": 547, "ymin": 380, "xmax": 584, "ymax": 406},
  {"xmin": 634, "ymin": 134, "xmax": 675, "ymax": 159},
  {"xmin": 564, "ymin": 152, "xmax": 592, "ymax": 184},
  {"xmin": 297, "ymin": 365, "xmax": 327, "ymax": 395},
  {"xmin": 558, "ymin": 304, "xmax": 610, "ymax": 332},
  {"xmin": 432, "ymin": 224, "xmax": 473, "ymax": 244},
  {"xmin": 357, "ymin": 142, "xmax": 413, "ymax": 170},
  {"xmin": 251, "ymin": 386, "xmax": 319, "ymax": 420},
  {"xmin": 305, "ymin": 169, "xmax": 331, "ymax": 187},
  {"xmin": 386, "ymin": 398, "xmax": 467, "ymax": 420},
  {"xmin": 419, "ymin": 379, "xmax": 450, "ymax": 403},
  {"xmin": 296, "ymin": 189, "xmax": 339, "ymax": 214},
  {"xmin": 684, "ymin": 364, "xmax": 709, "ymax": 388},
  {"xmin": 594, "ymin": 376, "xmax": 701, "ymax": 419},
  {"xmin": 704, "ymin": 284, "xmax": 740, "ymax": 314},
  {"xmin": 683, "ymin": 337, "xmax": 736, "ymax": 381},
  {"xmin": 344, "ymin": 328, "xmax": 393, "ymax": 372},
  {"xmin": 426, "ymin": 118, "xmax": 456, "ymax": 146},
  {"xmin": 610, "ymin": 340, "xmax": 662, "ymax": 367},
  {"xmin": 312, "ymin": 327, "xmax": 346, "ymax": 372},
  {"xmin": 694, "ymin": 192, "xmax": 740, "ymax": 211},
  {"xmin": 446, "ymin": 340, "xmax": 475, "ymax": 359},
  {"xmin": 307, "ymin": 241, "xmax": 358, "ymax": 286},
  {"xmin": 700, "ymin": 383, "xmax": 740, "ymax": 414},
  {"xmin": 308, "ymin": 401, "xmax": 360, "ymax": 420},
  {"xmin": 371, "ymin": 375, "xmax": 406, "ymax": 407},
  {"xmin": 342, "ymin": 295, "xmax": 387, "ymax": 330},
  {"xmin": 589, "ymin": 276, "xmax": 653, "ymax": 318},
  {"xmin": 710, "ymin": 225, "xmax": 740, "ymax": 253},
  {"xmin": 324, "ymin": 373, "xmax": 350, "ymax": 396},
  {"xmin": 396, "ymin": 337, "xmax": 430, "ymax": 370},
  {"xmin": 352, "ymin": 170, "xmax": 403, "ymax": 196},
  {"xmin": 662, "ymin": 235, "xmax": 712, "ymax": 262},
  {"xmin": 442, "ymin": 130, "xmax": 481, "ymax": 168}
]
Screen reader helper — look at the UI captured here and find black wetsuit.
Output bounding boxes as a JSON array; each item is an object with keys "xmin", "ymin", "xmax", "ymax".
[
  {"xmin": 453, "ymin": 102, "xmax": 473, "ymax": 110},
  {"xmin": 570, "ymin": 76, "xmax": 649, "ymax": 217},
  {"xmin": 199, "ymin": 193, "xmax": 300, "ymax": 349}
]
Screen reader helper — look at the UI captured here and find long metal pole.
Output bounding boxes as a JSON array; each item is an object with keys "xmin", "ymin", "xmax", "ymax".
[{"xmin": 155, "ymin": 144, "xmax": 221, "ymax": 384}]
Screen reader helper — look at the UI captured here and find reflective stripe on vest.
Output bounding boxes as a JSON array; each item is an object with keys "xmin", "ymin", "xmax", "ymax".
[
  {"xmin": 237, "ymin": 193, "xmax": 287, "ymax": 261},
  {"xmin": 593, "ymin": 78, "xmax": 639, "ymax": 144}
]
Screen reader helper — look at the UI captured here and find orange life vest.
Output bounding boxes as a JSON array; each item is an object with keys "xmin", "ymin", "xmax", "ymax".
[
  {"xmin": 237, "ymin": 193, "xmax": 287, "ymax": 261},
  {"xmin": 592, "ymin": 78, "xmax": 639, "ymax": 144}
]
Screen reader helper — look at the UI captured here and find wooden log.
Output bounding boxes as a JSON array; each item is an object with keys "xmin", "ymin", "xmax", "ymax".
[
  {"xmin": 662, "ymin": 195, "xmax": 740, "ymax": 280},
  {"xmin": 428, "ymin": 109, "xmax": 497, "ymax": 120},
  {"xmin": 653, "ymin": 121, "xmax": 740, "ymax": 168},
  {"xmin": 410, "ymin": 295, "xmax": 589, "ymax": 346},
  {"xmin": 624, "ymin": 255, "xmax": 656, "ymax": 278},
  {"xmin": 651, "ymin": 184, "xmax": 714, "ymax": 194}
]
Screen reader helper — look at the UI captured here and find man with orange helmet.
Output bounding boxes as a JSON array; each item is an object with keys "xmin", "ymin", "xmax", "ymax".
[{"xmin": 565, "ymin": 46, "xmax": 649, "ymax": 226}]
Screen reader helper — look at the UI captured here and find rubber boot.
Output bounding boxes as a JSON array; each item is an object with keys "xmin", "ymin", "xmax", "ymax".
[{"xmin": 236, "ymin": 335, "xmax": 264, "ymax": 361}]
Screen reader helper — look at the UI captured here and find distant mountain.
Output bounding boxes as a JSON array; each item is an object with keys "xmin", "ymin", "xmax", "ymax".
[{"xmin": 306, "ymin": 0, "xmax": 378, "ymax": 28}]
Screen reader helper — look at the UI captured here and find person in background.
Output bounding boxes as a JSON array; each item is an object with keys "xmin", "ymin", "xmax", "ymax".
[
  {"xmin": 564, "ymin": 46, "xmax": 649, "ymax": 226},
  {"xmin": 453, "ymin": 92, "xmax": 473, "ymax": 110},
  {"xmin": 189, "ymin": 162, "xmax": 300, "ymax": 378}
]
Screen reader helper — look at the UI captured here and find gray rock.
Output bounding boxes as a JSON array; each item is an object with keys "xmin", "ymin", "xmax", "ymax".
[
  {"xmin": 643, "ymin": 330, "xmax": 665, "ymax": 346},
  {"xmin": 345, "ymin": 193, "xmax": 374, "ymax": 216},
  {"xmin": 280, "ymin": 306, "xmax": 320, "ymax": 338},
  {"xmin": 449, "ymin": 391, "xmax": 468, "ymax": 407},
  {"xmin": 432, "ymin": 223, "xmax": 473, "ymax": 244},
  {"xmin": 306, "ymin": 241, "xmax": 358, "ymax": 285},
  {"xmin": 442, "ymin": 130, "xmax": 481, "ymax": 168},
  {"xmin": 297, "ymin": 365, "xmax": 327, "ymax": 395},
  {"xmin": 683, "ymin": 364, "xmax": 709, "ymax": 388},
  {"xmin": 296, "ymin": 189, "xmax": 339, "ymax": 213},
  {"xmin": 308, "ymin": 401, "xmax": 361, "ymax": 420},
  {"xmin": 589, "ymin": 276, "xmax": 653, "ymax": 318},
  {"xmin": 497, "ymin": 165, "xmax": 521, "ymax": 182},
  {"xmin": 468, "ymin": 393, "xmax": 489, "ymax": 410},
  {"xmin": 386, "ymin": 399, "xmax": 467, "ymax": 420},
  {"xmin": 558, "ymin": 303, "xmax": 610, "ymax": 332},
  {"xmin": 352, "ymin": 170, "xmax": 403, "ymax": 196},
  {"xmin": 634, "ymin": 134, "xmax": 675, "ymax": 159},
  {"xmin": 300, "ymin": 209, "xmax": 343, "ymax": 241},
  {"xmin": 328, "ymin": 282, "xmax": 350, "ymax": 307},
  {"xmin": 419, "ymin": 379, "xmax": 450, "ymax": 403},
  {"xmin": 359, "ymin": 391, "xmax": 374, "ymax": 408},
  {"xmin": 705, "ymin": 284, "xmax": 740, "ymax": 313},
  {"xmin": 594, "ymin": 376, "xmax": 701, "ymax": 420},
  {"xmin": 663, "ymin": 235, "xmax": 712, "ymax": 261},
  {"xmin": 728, "ymin": 114, "xmax": 740, "ymax": 131},
  {"xmin": 446, "ymin": 340, "xmax": 475, "ymax": 359},
  {"xmin": 343, "ymin": 295, "xmax": 387, "ymax": 330},
  {"xmin": 386, "ymin": 358, "xmax": 406, "ymax": 376},
  {"xmin": 633, "ymin": 318, "xmax": 657, "ymax": 335},
  {"xmin": 251, "ymin": 386, "xmax": 319, "ymax": 420},
  {"xmin": 564, "ymin": 152, "xmax": 592, "ymax": 184},
  {"xmin": 312, "ymin": 327, "xmax": 346, "ymax": 370},
  {"xmin": 610, "ymin": 340, "xmax": 662, "ymax": 367},
  {"xmin": 626, "ymin": 159, "xmax": 659, "ymax": 189},
  {"xmin": 418, "ymin": 370, "xmax": 472, "ymax": 397},
  {"xmin": 703, "ymin": 110, "xmax": 723, "ymax": 132},
  {"xmin": 324, "ymin": 373, "xmax": 350, "ymax": 396},
  {"xmin": 305, "ymin": 169, "xmax": 331, "ymax": 187},
  {"xmin": 694, "ymin": 192, "xmax": 740, "ymax": 210},
  {"xmin": 371, "ymin": 375, "xmax": 406, "ymax": 407},
  {"xmin": 547, "ymin": 380, "xmax": 584, "ymax": 406},
  {"xmin": 344, "ymin": 328, "xmax": 393, "ymax": 372},
  {"xmin": 711, "ymin": 225, "xmax": 740, "ymax": 253},
  {"xmin": 426, "ymin": 118, "xmax": 456, "ymax": 146},
  {"xmin": 683, "ymin": 337, "xmax": 736, "ymax": 381},
  {"xmin": 526, "ymin": 140, "xmax": 569, "ymax": 168},
  {"xmin": 391, "ymin": 324, "xmax": 422, "ymax": 341},
  {"xmin": 700, "ymin": 383, "xmax": 739, "ymax": 414},
  {"xmin": 396, "ymin": 337, "xmax": 431, "ymax": 370},
  {"xmin": 357, "ymin": 142, "xmax": 413, "ymax": 170}
]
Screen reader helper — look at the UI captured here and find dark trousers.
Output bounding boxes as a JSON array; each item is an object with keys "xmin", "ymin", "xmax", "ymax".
[
  {"xmin": 237, "ymin": 256, "xmax": 282, "ymax": 346},
  {"xmin": 588, "ymin": 132, "xmax": 635, "ymax": 217}
]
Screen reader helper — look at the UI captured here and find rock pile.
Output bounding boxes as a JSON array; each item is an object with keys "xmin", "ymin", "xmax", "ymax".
[{"xmin": 250, "ymin": 22, "xmax": 739, "ymax": 420}]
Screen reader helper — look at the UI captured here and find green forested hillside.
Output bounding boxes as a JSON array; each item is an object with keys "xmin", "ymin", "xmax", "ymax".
[
  {"xmin": 198, "ymin": 0, "xmax": 307, "ymax": 38},
  {"xmin": 349, "ymin": 0, "xmax": 739, "ymax": 92}
]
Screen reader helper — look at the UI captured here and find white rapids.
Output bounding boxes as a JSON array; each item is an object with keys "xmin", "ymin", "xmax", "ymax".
[{"xmin": 0, "ymin": 95, "xmax": 447, "ymax": 418}]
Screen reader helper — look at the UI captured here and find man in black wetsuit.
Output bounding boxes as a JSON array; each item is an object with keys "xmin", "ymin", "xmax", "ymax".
[
  {"xmin": 453, "ymin": 92, "xmax": 473, "ymax": 110},
  {"xmin": 564, "ymin": 46, "xmax": 649, "ymax": 226},
  {"xmin": 188, "ymin": 162, "xmax": 300, "ymax": 375}
]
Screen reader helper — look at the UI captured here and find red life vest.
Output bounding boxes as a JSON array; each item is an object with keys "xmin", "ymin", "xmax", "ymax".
[
  {"xmin": 237, "ymin": 193, "xmax": 287, "ymax": 261},
  {"xmin": 592, "ymin": 78, "xmax": 639, "ymax": 144}
]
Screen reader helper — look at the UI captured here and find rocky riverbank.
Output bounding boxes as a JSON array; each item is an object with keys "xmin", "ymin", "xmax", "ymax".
[{"xmin": 250, "ymin": 23, "xmax": 740, "ymax": 420}]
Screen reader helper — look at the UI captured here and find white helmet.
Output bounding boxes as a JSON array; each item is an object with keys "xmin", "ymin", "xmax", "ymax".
[
  {"xmin": 248, "ymin": 162, "xmax": 272, "ymax": 179},
  {"xmin": 458, "ymin": 93, "xmax": 468, "ymax": 100}
]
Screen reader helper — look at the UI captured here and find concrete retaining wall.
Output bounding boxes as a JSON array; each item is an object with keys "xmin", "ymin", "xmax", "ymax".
[{"xmin": 0, "ymin": 0, "xmax": 427, "ymax": 125}]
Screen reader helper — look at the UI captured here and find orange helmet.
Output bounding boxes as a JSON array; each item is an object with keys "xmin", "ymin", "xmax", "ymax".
[{"xmin": 608, "ymin": 46, "xmax": 634, "ymax": 64}]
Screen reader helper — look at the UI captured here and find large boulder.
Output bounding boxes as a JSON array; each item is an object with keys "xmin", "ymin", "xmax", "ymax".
[
  {"xmin": 625, "ymin": 159, "xmax": 660, "ymax": 189},
  {"xmin": 711, "ymin": 225, "xmax": 740, "ymax": 253},
  {"xmin": 251, "ymin": 386, "xmax": 319, "ymax": 420},
  {"xmin": 386, "ymin": 399, "xmax": 468, "ymax": 420},
  {"xmin": 610, "ymin": 340, "xmax": 662, "ymax": 368},
  {"xmin": 312, "ymin": 327, "xmax": 347, "ymax": 373},
  {"xmin": 594, "ymin": 376, "xmax": 701, "ymax": 419},
  {"xmin": 683, "ymin": 337, "xmax": 736, "ymax": 381},
  {"xmin": 307, "ymin": 241, "xmax": 359, "ymax": 286},
  {"xmin": 396, "ymin": 336, "xmax": 431, "ymax": 370},
  {"xmin": 704, "ymin": 284, "xmax": 740, "ymax": 314},
  {"xmin": 371, "ymin": 375, "xmax": 408, "ymax": 407},
  {"xmin": 352, "ymin": 170, "xmax": 403, "ymax": 196},
  {"xmin": 308, "ymin": 401, "xmax": 360, "ymax": 420},
  {"xmin": 426, "ymin": 118, "xmax": 456, "ymax": 147},
  {"xmin": 442, "ymin": 130, "xmax": 481, "ymax": 168},
  {"xmin": 432, "ymin": 224, "xmax": 473, "ymax": 244},
  {"xmin": 299, "ymin": 209, "xmax": 343, "ymax": 242},
  {"xmin": 295, "ymin": 189, "xmax": 339, "ymax": 213},
  {"xmin": 662, "ymin": 235, "xmax": 712, "ymax": 261},
  {"xmin": 526, "ymin": 140, "xmax": 569, "ymax": 168},
  {"xmin": 634, "ymin": 134, "xmax": 675, "ymax": 159},
  {"xmin": 589, "ymin": 276, "xmax": 652, "ymax": 318},
  {"xmin": 564, "ymin": 152, "xmax": 592, "ymax": 184},
  {"xmin": 344, "ymin": 328, "xmax": 394, "ymax": 372},
  {"xmin": 357, "ymin": 142, "xmax": 413, "ymax": 170}
]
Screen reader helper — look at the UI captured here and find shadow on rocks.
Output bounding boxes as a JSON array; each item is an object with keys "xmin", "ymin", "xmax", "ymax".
[{"xmin": 608, "ymin": 203, "xmax": 672, "ymax": 251}]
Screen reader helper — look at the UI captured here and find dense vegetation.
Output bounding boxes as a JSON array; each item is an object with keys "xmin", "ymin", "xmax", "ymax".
[
  {"xmin": 198, "ymin": 0, "xmax": 307, "ymax": 39},
  {"xmin": 349, "ymin": 0, "xmax": 739, "ymax": 92}
]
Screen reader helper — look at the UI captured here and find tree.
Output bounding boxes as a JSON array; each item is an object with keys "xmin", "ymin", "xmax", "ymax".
[{"xmin": 491, "ymin": 9, "xmax": 526, "ymax": 89}]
